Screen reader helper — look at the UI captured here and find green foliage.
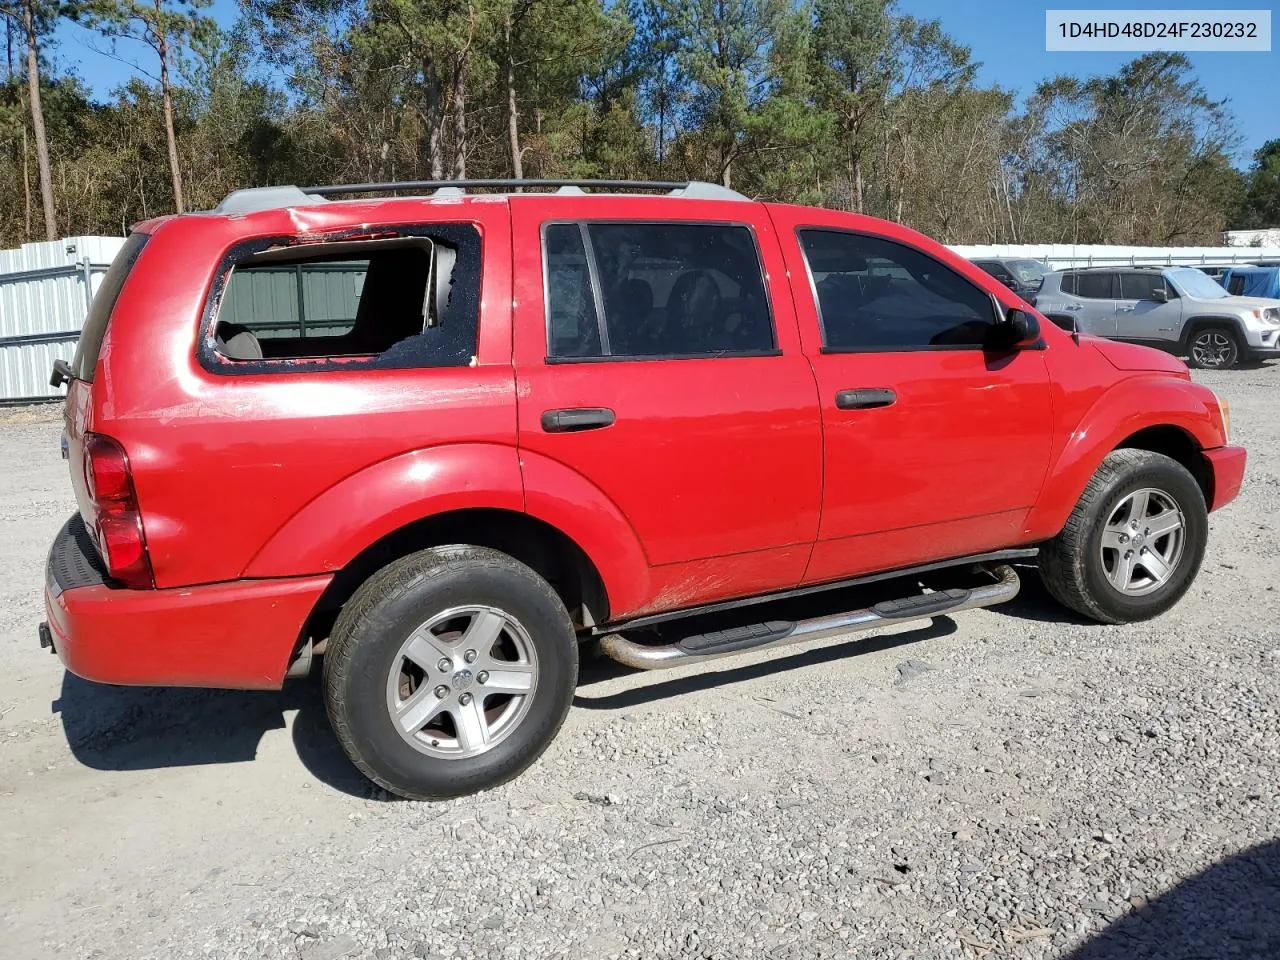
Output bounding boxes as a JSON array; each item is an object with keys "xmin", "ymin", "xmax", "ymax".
[
  {"xmin": 0, "ymin": 1, "xmax": 1266, "ymax": 245},
  {"xmin": 1237, "ymin": 139, "xmax": 1280, "ymax": 229}
]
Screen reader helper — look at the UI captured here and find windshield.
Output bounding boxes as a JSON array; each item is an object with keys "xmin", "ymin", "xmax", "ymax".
[
  {"xmin": 1009, "ymin": 260, "xmax": 1047, "ymax": 283},
  {"xmin": 1167, "ymin": 267, "xmax": 1228, "ymax": 300}
]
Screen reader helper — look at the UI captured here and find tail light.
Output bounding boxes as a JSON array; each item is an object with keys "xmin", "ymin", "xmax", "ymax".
[{"xmin": 83, "ymin": 433, "xmax": 154, "ymax": 588}]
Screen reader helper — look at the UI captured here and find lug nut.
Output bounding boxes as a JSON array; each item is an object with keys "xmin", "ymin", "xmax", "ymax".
[
  {"xmin": 434, "ymin": 684, "xmax": 449, "ymax": 699},
  {"xmin": 1125, "ymin": 550, "xmax": 1134, "ymax": 559},
  {"xmin": 437, "ymin": 658, "xmax": 451, "ymax": 672},
  {"xmin": 458, "ymin": 692, "xmax": 473, "ymax": 705},
  {"xmin": 464, "ymin": 649, "xmax": 478, "ymax": 664},
  {"xmin": 1119, "ymin": 534, "xmax": 1128, "ymax": 543},
  {"xmin": 477, "ymin": 671, "xmax": 489, "ymax": 685}
]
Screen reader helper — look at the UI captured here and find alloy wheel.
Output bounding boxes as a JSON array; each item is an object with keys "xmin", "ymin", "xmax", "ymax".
[
  {"xmin": 384, "ymin": 605, "xmax": 539, "ymax": 759},
  {"xmin": 1190, "ymin": 331, "xmax": 1237, "ymax": 368},
  {"xmin": 1099, "ymin": 488, "xmax": 1186, "ymax": 596}
]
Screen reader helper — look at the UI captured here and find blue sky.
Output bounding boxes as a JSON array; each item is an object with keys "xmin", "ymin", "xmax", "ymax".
[{"xmin": 52, "ymin": 0, "xmax": 1277, "ymax": 165}]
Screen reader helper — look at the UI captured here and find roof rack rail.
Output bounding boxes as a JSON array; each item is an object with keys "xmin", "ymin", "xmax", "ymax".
[
  {"xmin": 213, "ymin": 179, "xmax": 748, "ymax": 215},
  {"xmin": 301, "ymin": 179, "xmax": 747, "ymax": 198}
]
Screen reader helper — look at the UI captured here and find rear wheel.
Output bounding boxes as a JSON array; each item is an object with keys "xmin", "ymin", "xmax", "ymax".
[
  {"xmin": 323, "ymin": 545, "xmax": 578, "ymax": 800},
  {"xmin": 1039, "ymin": 449, "xmax": 1207, "ymax": 624},
  {"xmin": 1186, "ymin": 325, "xmax": 1241, "ymax": 369}
]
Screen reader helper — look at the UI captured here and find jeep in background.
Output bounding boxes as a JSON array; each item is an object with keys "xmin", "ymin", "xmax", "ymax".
[
  {"xmin": 969, "ymin": 257, "xmax": 1049, "ymax": 301},
  {"xmin": 1034, "ymin": 265, "xmax": 1280, "ymax": 369},
  {"xmin": 42, "ymin": 179, "xmax": 1245, "ymax": 800}
]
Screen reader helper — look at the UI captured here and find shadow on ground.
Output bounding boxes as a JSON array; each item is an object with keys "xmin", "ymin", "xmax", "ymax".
[
  {"xmin": 1067, "ymin": 839, "xmax": 1280, "ymax": 959},
  {"xmin": 51, "ymin": 671, "xmax": 379, "ymax": 798}
]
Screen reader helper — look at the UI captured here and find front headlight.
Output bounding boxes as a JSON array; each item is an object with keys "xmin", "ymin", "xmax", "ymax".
[
  {"xmin": 1251, "ymin": 308, "xmax": 1280, "ymax": 325},
  {"xmin": 1217, "ymin": 395, "xmax": 1231, "ymax": 443}
]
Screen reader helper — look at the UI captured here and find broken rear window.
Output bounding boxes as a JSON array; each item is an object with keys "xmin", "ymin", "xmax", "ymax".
[{"xmin": 203, "ymin": 224, "xmax": 479, "ymax": 371}]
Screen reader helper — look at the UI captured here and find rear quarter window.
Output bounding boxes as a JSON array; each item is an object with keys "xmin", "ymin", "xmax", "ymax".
[{"xmin": 71, "ymin": 233, "xmax": 149, "ymax": 381}]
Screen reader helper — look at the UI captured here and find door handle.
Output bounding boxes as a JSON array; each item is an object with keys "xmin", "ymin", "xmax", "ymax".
[
  {"xmin": 835, "ymin": 388, "xmax": 897, "ymax": 410},
  {"xmin": 541, "ymin": 407, "xmax": 616, "ymax": 433},
  {"xmin": 1065, "ymin": 304, "xmax": 1082, "ymax": 311},
  {"xmin": 1118, "ymin": 306, "xmax": 1136, "ymax": 312}
]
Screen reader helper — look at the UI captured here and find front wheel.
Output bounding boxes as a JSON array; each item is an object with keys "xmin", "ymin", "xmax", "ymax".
[
  {"xmin": 1039, "ymin": 449, "xmax": 1208, "ymax": 624},
  {"xmin": 1186, "ymin": 326, "xmax": 1241, "ymax": 370},
  {"xmin": 323, "ymin": 545, "xmax": 578, "ymax": 800}
]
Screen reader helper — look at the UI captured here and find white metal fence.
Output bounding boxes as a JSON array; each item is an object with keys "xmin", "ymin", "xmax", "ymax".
[
  {"xmin": 949, "ymin": 243, "xmax": 1280, "ymax": 270},
  {"xmin": 0, "ymin": 236, "xmax": 125, "ymax": 404}
]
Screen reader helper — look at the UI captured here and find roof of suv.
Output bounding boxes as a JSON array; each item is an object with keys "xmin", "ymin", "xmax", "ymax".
[
  {"xmin": 1062, "ymin": 265, "xmax": 1167, "ymax": 273},
  {"xmin": 213, "ymin": 179, "xmax": 750, "ymax": 216}
]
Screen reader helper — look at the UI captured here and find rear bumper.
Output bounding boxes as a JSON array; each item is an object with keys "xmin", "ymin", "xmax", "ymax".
[
  {"xmin": 1204, "ymin": 445, "xmax": 1247, "ymax": 513},
  {"xmin": 43, "ymin": 515, "xmax": 331, "ymax": 689}
]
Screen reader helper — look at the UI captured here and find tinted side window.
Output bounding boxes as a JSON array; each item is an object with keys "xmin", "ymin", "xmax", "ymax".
[
  {"xmin": 545, "ymin": 222, "xmax": 775, "ymax": 359},
  {"xmin": 1075, "ymin": 273, "xmax": 1116, "ymax": 300},
  {"xmin": 1060, "ymin": 272, "xmax": 1078, "ymax": 296},
  {"xmin": 798, "ymin": 229, "xmax": 996, "ymax": 350},
  {"xmin": 1120, "ymin": 272, "xmax": 1166, "ymax": 301},
  {"xmin": 1227, "ymin": 275, "xmax": 1246, "ymax": 296},
  {"xmin": 981, "ymin": 262, "xmax": 1013, "ymax": 282},
  {"xmin": 544, "ymin": 224, "xmax": 603, "ymax": 358}
]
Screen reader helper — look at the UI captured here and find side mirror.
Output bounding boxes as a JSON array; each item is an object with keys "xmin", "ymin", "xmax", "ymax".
[
  {"xmin": 1149, "ymin": 288, "xmax": 1168, "ymax": 303},
  {"xmin": 993, "ymin": 306, "xmax": 1041, "ymax": 349},
  {"xmin": 50, "ymin": 358, "xmax": 72, "ymax": 389},
  {"xmin": 1001, "ymin": 277, "xmax": 1018, "ymax": 290}
]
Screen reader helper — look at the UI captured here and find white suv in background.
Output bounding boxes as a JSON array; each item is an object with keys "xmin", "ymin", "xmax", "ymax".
[{"xmin": 1034, "ymin": 266, "xmax": 1280, "ymax": 369}]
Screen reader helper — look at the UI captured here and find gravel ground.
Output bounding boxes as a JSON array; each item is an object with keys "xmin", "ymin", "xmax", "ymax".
[{"xmin": 1, "ymin": 365, "xmax": 1278, "ymax": 960}]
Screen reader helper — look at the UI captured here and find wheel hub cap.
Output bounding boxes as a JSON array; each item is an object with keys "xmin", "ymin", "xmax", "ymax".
[
  {"xmin": 1099, "ymin": 487, "xmax": 1186, "ymax": 597},
  {"xmin": 385, "ymin": 605, "xmax": 539, "ymax": 760}
]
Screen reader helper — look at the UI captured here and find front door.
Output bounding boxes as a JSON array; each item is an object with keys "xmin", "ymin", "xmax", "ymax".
[
  {"xmin": 510, "ymin": 196, "xmax": 824, "ymax": 612},
  {"xmin": 768, "ymin": 208, "xmax": 1055, "ymax": 585}
]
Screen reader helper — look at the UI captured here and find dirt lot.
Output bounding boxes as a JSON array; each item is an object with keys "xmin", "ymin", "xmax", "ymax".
[{"xmin": 1, "ymin": 366, "xmax": 1278, "ymax": 960}]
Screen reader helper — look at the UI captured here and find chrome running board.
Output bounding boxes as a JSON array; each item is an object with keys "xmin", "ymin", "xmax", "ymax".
[{"xmin": 598, "ymin": 564, "xmax": 1020, "ymax": 671}]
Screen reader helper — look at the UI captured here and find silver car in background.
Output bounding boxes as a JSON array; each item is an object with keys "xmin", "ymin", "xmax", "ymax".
[{"xmin": 1034, "ymin": 266, "xmax": 1280, "ymax": 369}]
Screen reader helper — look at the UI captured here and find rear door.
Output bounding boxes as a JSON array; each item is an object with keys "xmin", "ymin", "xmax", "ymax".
[
  {"xmin": 1116, "ymin": 271, "xmax": 1183, "ymax": 344},
  {"xmin": 768, "ymin": 206, "xmax": 1054, "ymax": 584},
  {"xmin": 1068, "ymin": 271, "xmax": 1120, "ymax": 336},
  {"xmin": 511, "ymin": 196, "xmax": 823, "ymax": 608}
]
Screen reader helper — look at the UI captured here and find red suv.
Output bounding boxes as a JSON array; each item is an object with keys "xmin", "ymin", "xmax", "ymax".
[{"xmin": 42, "ymin": 179, "xmax": 1245, "ymax": 799}]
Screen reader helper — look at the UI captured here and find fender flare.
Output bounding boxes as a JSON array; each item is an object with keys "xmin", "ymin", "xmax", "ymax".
[
  {"xmin": 1023, "ymin": 375, "xmax": 1226, "ymax": 540},
  {"xmin": 240, "ymin": 442, "xmax": 653, "ymax": 619},
  {"xmin": 1179, "ymin": 314, "xmax": 1249, "ymax": 350},
  {"xmin": 242, "ymin": 443, "xmax": 527, "ymax": 577},
  {"xmin": 518, "ymin": 449, "xmax": 653, "ymax": 618}
]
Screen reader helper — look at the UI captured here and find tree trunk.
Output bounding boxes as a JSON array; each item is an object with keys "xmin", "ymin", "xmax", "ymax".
[
  {"xmin": 22, "ymin": 120, "xmax": 32, "ymax": 239},
  {"xmin": 155, "ymin": 7, "xmax": 185, "ymax": 214},
  {"xmin": 504, "ymin": 18, "xmax": 522, "ymax": 180},
  {"xmin": 23, "ymin": 0, "xmax": 56, "ymax": 240},
  {"xmin": 452, "ymin": 70, "xmax": 467, "ymax": 178},
  {"xmin": 424, "ymin": 69, "xmax": 444, "ymax": 179}
]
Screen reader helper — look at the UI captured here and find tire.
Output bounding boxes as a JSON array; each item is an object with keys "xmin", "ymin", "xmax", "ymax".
[
  {"xmin": 1185, "ymin": 325, "xmax": 1241, "ymax": 369},
  {"xmin": 323, "ymin": 545, "xmax": 578, "ymax": 800},
  {"xmin": 1038, "ymin": 449, "xmax": 1208, "ymax": 624}
]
